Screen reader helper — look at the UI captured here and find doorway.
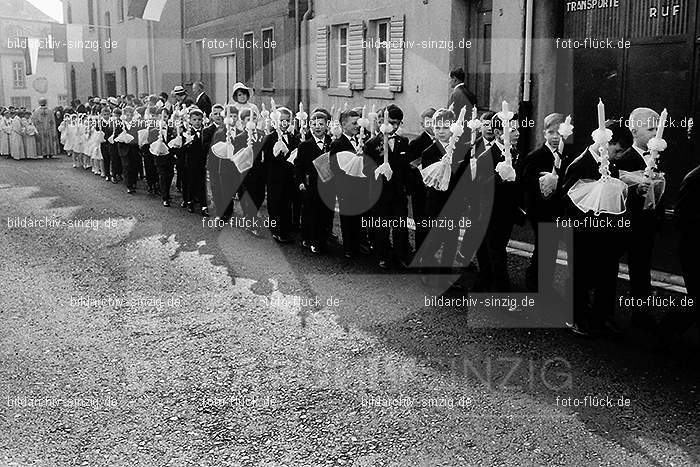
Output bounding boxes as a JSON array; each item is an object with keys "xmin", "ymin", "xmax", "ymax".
[{"xmin": 212, "ymin": 53, "xmax": 236, "ymax": 105}]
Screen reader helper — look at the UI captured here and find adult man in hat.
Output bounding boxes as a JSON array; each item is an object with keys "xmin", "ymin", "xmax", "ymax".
[
  {"xmin": 31, "ymin": 98, "xmax": 57, "ymax": 158},
  {"xmin": 172, "ymin": 85, "xmax": 188, "ymax": 112},
  {"xmin": 192, "ymin": 81, "xmax": 212, "ymax": 117}
]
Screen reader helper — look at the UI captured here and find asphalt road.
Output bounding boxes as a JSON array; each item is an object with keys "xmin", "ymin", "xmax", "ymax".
[{"xmin": 0, "ymin": 156, "xmax": 698, "ymax": 467}]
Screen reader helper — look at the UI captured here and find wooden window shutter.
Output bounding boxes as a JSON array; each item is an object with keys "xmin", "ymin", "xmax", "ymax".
[
  {"xmin": 316, "ymin": 25, "xmax": 329, "ymax": 88},
  {"xmin": 389, "ymin": 15, "xmax": 405, "ymax": 92},
  {"xmin": 347, "ymin": 21, "xmax": 365, "ymax": 90}
]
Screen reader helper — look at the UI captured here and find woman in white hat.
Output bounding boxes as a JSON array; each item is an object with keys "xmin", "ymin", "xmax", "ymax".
[{"xmin": 231, "ymin": 83, "xmax": 259, "ymax": 129}]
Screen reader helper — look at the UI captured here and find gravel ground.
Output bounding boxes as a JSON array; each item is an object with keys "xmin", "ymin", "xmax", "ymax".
[{"xmin": 0, "ymin": 157, "xmax": 698, "ymax": 467}]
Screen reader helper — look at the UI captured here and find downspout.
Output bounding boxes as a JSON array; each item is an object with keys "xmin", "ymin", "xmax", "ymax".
[
  {"xmin": 300, "ymin": 0, "xmax": 313, "ymax": 111},
  {"xmin": 522, "ymin": 0, "xmax": 533, "ymax": 102},
  {"xmin": 294, "ymin": 0, "xmax": 300, "ymax": 107},
  {"xmin": 521, "ymin": 0, "xmax": 534, "ymax": 153}
]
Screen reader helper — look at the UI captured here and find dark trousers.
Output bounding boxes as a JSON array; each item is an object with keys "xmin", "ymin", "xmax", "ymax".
[
  {"xmin": 241, "ymin": 172, "xmax": 265, "ymax": 223},
  {"xmin": 156, "ymin": 155, "xmax": 175, "ymax": 201},
  {"xmin": 142, "ymin": 148, "xmax": 158, "ymax": 191},
  {"xmin": 101, "ymin": 143, "xmax": 112, "ymax": 179},
  {"xmin": 110, "ymin": 145, "xmax": 122, "ymax": 179},
  {"xmin": 411, "ymin": 186, "xmax": 428, "ymax": 255},
  {"xmin": 477, "ymin": 213, "xmax": 515, "ymax": 292},
  {"xmin": 526, "ymin": 216, "xmax": 560, "ymax": 291},
  {"xmin": 626, "ymin": 214, "xmax": 657, "ymax": 298},
  {"xmin": 267, "ymin": 163, "xmax": 294, "ymax": 237},
  {"xmin": 373, "ymin": 190, "xmax": 409, "ymax": 262},
  {"xmin": 175, "ymin": 151, "xmax": 185, "ymax": 192},
  {"xmin": 419, "ymin": 188, "xmax": 463, "ymax": 271},
  {"xmin": 185, "ymin": 163, "xmax": 207, "ymax": 208},
  {"xmin": 571, "ymin": 228, "xmax": 620, "ymax": 326},
  {"xmin": 659, "ymin": 230, "xmax": 699, "ymax": 338},
  {"xmin": 301, "ymin": 180, "xmax": 334, "ymax": 248},
  {"xmin": 119, "ymin": 145, "xmax": 139, "ymax": 189}
]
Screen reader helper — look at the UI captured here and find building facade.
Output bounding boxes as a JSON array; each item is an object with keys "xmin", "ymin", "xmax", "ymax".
[
  {"xmin": 61, "ymin": 0, "xmax": 182, "ymax": 102},
  {"xmin": 183, "ymin": 0, "xmax": 306, "ymax": 109},
  {"xmin": 0, "ymin": 0, "xmax": 68, "ymax": 109}
]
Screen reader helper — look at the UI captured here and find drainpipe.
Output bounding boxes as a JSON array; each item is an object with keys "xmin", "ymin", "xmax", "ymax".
[
  {"xmin": 300, "ymin": 0, "xmax": 313, "ymax": 111},
  {"xmin": 521, "ymin": 0, "xmax": 534, "ymax": 153},
  {"xmin": 522, "ymin": 0, "xmax": 533, "ymax": 102}
]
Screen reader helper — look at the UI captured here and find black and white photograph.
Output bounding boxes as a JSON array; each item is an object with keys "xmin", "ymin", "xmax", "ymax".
[{"xmin": 0, "ymin": 0, "xmax": 698, "ymax": 465}]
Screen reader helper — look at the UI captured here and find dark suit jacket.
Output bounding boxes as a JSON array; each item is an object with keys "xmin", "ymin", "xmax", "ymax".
[
  {"xmin": 232, "ymin": 128, "xmax": 266, "ymax": 184},
  {"xmin": 183, "ymin": 126, "xmax": 207, "ymax": 170},
  {"xmin": 294, "ymin": 134, "xmax": 332, "ymax": 189},
  {"xmin": 422, "ymin": 139, "xmax": 471, "ymax": 218},
  {"xmin": 447, "ymin": 83, "xmax": 476, "ymax": 116},
  {"xmin": 262, "ymin": 131, "xmax": 301, "ymax": 182},
  {"xmin": 364, "ymin": 132, "xmax": 410, "ymax": 199},
  {"xmin": 116, "ymin": 121, "xmax": 140, "ymax": 158},
  {"xmin": 615, "ymin": 146, "xmax": 664, "ymax": 229},
  {"xmin": 202, "ymin": 123, "xmax": 221, "ymax": 154},
  {"xmin": 676, "ymin": 164, "xmax": 700, "ymax": 233},
  {"xmin": 521, "ymin": 144, "xmax": 571, "ymax": 222},
  {"xmin": 195, "ymin": 93, "xmax": 212, "ymax": 117},
  {"xmin": 562, "ymin": 148, "xmax": 621, "ymax": 220},
  {"xmin": 474, "ymin": 143, "xmax": 523, "ymax": 226}
]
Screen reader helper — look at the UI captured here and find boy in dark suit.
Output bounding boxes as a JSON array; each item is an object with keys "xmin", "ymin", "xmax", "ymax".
[
  {"xmin": 473, "ymin": 113, "xmax": 523, "ymax": 292},
  {"xmin": 616, "ymin": 107, "xmax": 664, "ymax": 330},
  {"xmin": 97, "ymin": 105, "xmax": 114, "ymax": 182},
  {"xmin": 329, "ymin": 109, "xmax": 371, "ymax": 258},
  {"xmin": 141, "ymin": 106, "xmax": 160, "ymax": 195},
  {"xmin": 365, "ymin": 104, "xmax": 411, "ymax": 269},
  {"xmin": 109, "ymin": 107, "xmax": 123, "ymax": 183},
  {"xmin": 117, "ymin": 106, "xmax": 140, "ymax": 194},
  {"xmin": 294, "ymin": 109, "xmax": 334, "ymax": 254},
  {"xmin": 263, "ymin": 107, "xmax": 300, "ymax": 243},
  {"xmin": 521, "ymin": 113, "xmax": 571, "ymax": 292},
  {"xmin": 153, "ymin": 109, "xmax": 176, "ymax": 207},
  {"xmin": 562, "ymin": 125, "xmax": 625, "ymax": 337},
  {"xmin": 418, "ymin": 108, "xmax": 472, "ymax": 287},
  {"xmin": 234, "ymin": 109, "xmax": 266, "ymax": 237},
  {"xmin": 183, "ymin": 108, "xmax": 209, "ymax": 216},
  {"xmin": 407, "ymin": 107, "xmax": 435, "ymax": 259}
]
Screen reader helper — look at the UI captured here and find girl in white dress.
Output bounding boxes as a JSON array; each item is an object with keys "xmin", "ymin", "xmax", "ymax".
[
  {"xmin": 9, "ymin": 111, "xmax": 25, "ymax": 160},
  {"xmin": 21, "ymin": 112, "xmax": 39, "ymax": 159},
  {"xmin": 0, "ymin": 109, "xmax": 10, "ymax": 157}
]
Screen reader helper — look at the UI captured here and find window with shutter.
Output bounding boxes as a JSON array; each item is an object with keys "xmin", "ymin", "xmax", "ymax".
[
  {"xmin": 347, "ymin": 22, "xmax": 365, "ymax": 90},
  {"xmin": 316, "ymin": 26, "xmax": 329, "ymax": 88},
  {"xmin": 388, "ymin": 15, "xmax": 405, "ymax": 92}
]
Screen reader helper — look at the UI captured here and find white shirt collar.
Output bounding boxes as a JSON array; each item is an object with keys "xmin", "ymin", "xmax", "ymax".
[
  {"xmin": 588, "ymin": 146, "xmax": 604, "ymax": 163},
  {"xmin": 545, "ymin": 142, "xmax": 559, "ymax": 155}
]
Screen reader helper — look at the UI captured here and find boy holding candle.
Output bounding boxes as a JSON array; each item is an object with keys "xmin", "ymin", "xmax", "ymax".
[
  {"xmin": 473, "ymin": 109, "xmax": 523, "ymax": 293},
  {"xmin": 294, "ymin": 108, "xmax": 334, "ymax": 254},
  {"xmin": 233, "ymin": 109, "xmax": 267, "ymax": 237},
  {"xmin": 521, "ymin": 113, "xmax": 572, "ymax": 292},
  {"xmin": 329, "ymin": 108, "xmax": 371, "ymax": 259},
  {"xmin": 263, "ymin": 106, "xmax": 300, "ymax": 243},
  {"xmin": 408, "ymin": 107, "xmax": 436, "ymax": 258},
  {"xmin": 182, "ymin": 108, "xmax": 210, "ymax": 216},
  {"xmin": 418, "ymin": 108, "xmax": 472, "ymax": 287},
  {"xmin": 616, "ymin": 107, "xmax": 665, "ymax": 331},
  {"xmin": 562, "ymin": 116, "xmax": 626, "ymax": 337},
  {"xmin": 365, "ymin": 104, "xmax": 411, "ymax": 269}
]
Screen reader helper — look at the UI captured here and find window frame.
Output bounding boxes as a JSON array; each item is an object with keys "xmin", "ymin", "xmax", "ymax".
[
  {"xmin": 243, "ymin": 31, "xmax": 254, "ymax": 85},
  {"xmin": 117, "ymin": 0, "xmax": 124, "ymax": 22},
  {"xmin": 12, "ymin": 61, "xmax": 26, "ymax": 89},
  {"xmin": 337, "ymin": 25, "xmax": 348, "ymax": 86},
  {"xmin": 375, "ymin": 19, "xmax": 390, "ymax": 87},
  {"xmin": 261, "ymin": 27, "xmax": 274, "ymax": 90}
]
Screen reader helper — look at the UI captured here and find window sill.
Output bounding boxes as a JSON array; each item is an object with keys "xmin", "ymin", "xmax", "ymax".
[
  {"xmin": 260, "ymin": 87, "xmax": 275, "ymax": 93},
  {"xmin": 364, "ymin": 88, "xmax": 394, "ymax": 99},
  {"xmin": 328, "ymin": 87, "xmax": 353, "ymax": 97}
]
